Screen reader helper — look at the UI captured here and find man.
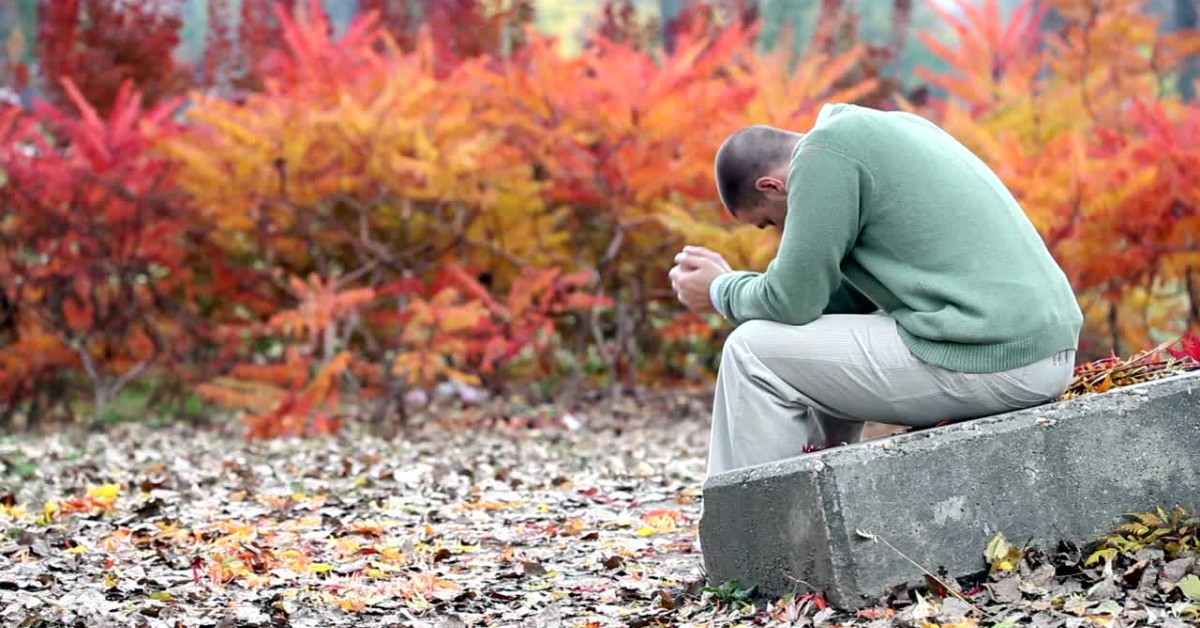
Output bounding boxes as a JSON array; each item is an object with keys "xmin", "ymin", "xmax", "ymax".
[{"xmin": 669, "ymin": 103, "xmax": 1082, "ymax": 478}]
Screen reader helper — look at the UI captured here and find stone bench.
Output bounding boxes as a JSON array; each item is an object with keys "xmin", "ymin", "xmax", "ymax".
[{"xmin": 698, "ymin": 371, "xmax": 1200, "ymax": 609}]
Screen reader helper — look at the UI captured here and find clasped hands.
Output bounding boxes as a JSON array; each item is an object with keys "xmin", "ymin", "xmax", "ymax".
[{"xmin": 669, "ymin": 245, "xmax": 732, "ymax": 314}]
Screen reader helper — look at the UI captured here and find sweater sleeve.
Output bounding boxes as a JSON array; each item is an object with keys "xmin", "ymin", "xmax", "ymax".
[{"xmin": 716, "ymin": 145, "xmax": 867, "ymax": 326}]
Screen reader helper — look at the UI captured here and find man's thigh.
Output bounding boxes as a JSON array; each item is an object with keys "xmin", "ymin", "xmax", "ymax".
[{"xmin": 726, "ymin": 313, "xmax": 1022, "ymax": 428}]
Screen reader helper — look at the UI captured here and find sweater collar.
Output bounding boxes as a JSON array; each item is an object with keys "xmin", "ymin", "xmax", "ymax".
[
  {"xmin": 790, "ymin": 103, "xmax": 849, "ymax": 164},
  {"xmin": 814, "ymin": 103, "xmax": 850, "ymax": 129}
]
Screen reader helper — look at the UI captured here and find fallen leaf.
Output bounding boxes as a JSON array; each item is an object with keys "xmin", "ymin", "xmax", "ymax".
[
  {"xmin": 1087, "ymin": 574, "xmax": 1122, "ymax": 600},
  {"xmin": 985, "ymin": 532, "xmax": 1023, "ymax": 574},
  {"xmin": 938, "ymin": 595, "xmax": 975, "ymax": 623},
  {"xmin": 521, "ymin": 560, "xmax": 547, "ymax": 577},
  {"xmin": 1179, "ymin": 574, "xmax": 1200, "ymax": 601},
  {"xmin": 988, "ymin": 576, "xmax": 1023, "ymax": 604},
  {"xmin": 1162, "ymin": 558, "xmax": 1197, "ymax": 585}
]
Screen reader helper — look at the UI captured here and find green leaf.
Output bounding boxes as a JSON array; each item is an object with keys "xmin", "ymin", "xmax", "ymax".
[
  {"xmin": 985, "ymin": 532, "xmax": 1010, "ymax": 561},
  {"xmin": 985, "ymin": 532, "xmax": 1022, "ymax": 572},
  {"xmin": 1179, "ymin": 574, "xmax": 1200, "ymax": 601},
  {"xmin": 1085, "ymin": 547, "xmax": 1118, "ymax": 566}
]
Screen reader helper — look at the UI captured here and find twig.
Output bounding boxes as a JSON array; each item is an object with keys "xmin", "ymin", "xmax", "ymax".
[
  {"xmin": 782, "ymin": 571, "xmax": 820, "ymax": 594},
  {"xmin": 1187, "ymin": 268, "xmax": 1200, "ymax": 326},
  {"xmin": 854, "ymin": 528, "xmax": 999, "ymax": 621},
  {"xmin": 110, "ymin": 359, "xmax": 152, "ymax": 400}
]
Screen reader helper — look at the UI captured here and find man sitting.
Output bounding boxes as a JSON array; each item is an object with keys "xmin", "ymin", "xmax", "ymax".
[{"xmin": 669, "ymin": 103, "xmax": 1082, "ymax": 478}]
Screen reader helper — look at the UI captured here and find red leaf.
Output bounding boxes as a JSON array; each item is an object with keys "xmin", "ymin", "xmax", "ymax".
[{"xmin": 1167, "ymin": 330, "xmax": 1200, "ymax": 362}]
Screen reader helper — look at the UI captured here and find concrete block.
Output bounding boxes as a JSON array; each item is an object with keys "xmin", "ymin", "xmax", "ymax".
[{"xmin": 698, "ymin": 371, "xmax": 1200, "ymax": 609}]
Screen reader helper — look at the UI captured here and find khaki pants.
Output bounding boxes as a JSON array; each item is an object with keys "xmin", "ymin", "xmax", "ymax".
[{"xmin": 707, "ymin": 312, "xmax": 1076, "ymax": 477}]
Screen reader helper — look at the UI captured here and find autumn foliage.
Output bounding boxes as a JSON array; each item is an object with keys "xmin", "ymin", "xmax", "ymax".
[
  {"xmin": 33, "ymin": 0, "xmax": 189, "ymax": 116},
  {"xmin": 1, "ymin": 0, "xmax": 1199, "ymax": 436},
  {"xmin": 0, "ymin": 78, "xmax": 204, "ymax": 425}
]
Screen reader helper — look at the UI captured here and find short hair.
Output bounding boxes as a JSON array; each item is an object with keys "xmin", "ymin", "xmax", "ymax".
[{"xmin": 714, "ymin": 125, "xmax": 803, "ymax": 214}]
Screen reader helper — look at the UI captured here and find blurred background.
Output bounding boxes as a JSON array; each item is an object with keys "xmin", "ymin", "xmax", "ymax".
[
  {"xmin": 3, "ymin": 1, "xmax": 1197, "ymax": 98},
  {"xmin": 0, "ymin": 0, "xmax": 1197, "ymax": 436}
]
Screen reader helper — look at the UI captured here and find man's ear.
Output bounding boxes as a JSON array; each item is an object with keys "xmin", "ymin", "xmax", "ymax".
[{"xmin": 754, "ymin": 175, "xmax": 787, "ymax": 201}]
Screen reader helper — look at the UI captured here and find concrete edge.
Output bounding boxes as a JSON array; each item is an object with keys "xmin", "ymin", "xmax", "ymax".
[
  {"xmin": 702, "ymin": 452, "xmax": 827, "ymax": 491},
  {"xmin": 814, "ymin": 459, "xmax": 856, "ymax": 604}
]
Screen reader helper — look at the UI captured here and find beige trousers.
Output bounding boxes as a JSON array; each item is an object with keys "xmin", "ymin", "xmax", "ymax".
[{"xmin": 707, "ymin": 312, "xmax": 1076, "ymax": 477}]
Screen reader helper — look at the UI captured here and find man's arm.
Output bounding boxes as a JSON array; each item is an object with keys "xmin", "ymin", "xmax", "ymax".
[
  {"xmin": 714, "ymin": 144, "xmax": 869, "ymax": 326},
  {"xmin": 712, "ymin": 275, "xmax": 876, "ymax": 317}
]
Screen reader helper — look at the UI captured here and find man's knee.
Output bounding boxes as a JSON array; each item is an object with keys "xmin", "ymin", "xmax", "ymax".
[
  {"xmin": 725, "ymin": 319, "xmax": 783, "ymax": 350},
  {"xmin": 721, "ymin": 320, "xmax": 784, "ymax": 366}
]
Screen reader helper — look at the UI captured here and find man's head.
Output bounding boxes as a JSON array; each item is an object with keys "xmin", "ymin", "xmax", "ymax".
[{"xmin": 714, "ymin": 125, "xmax": 804, "ymax": 230}]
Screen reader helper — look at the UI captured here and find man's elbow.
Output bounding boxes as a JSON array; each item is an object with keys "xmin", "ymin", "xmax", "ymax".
[
  {"xmin": 772, "ymin": 309, "xmax": 819, "ymax": 327},
  {"xmin": 760, "ymin": 290, "xmax": 819, "ymax": 327}
]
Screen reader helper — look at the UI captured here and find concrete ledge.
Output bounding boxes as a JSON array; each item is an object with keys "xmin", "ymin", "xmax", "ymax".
[{"xmin": 698, "ymin": 371, "xmax": 1200, "ymax": 609}]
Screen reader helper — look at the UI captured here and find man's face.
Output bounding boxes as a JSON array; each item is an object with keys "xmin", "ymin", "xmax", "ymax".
[
  {"xmin": 730, "ymin": 172, "xmax": 789, "ymax": 232},
  {"xmin": 734, "ymin": 198, "xmax": 787, "ymax": 232}
]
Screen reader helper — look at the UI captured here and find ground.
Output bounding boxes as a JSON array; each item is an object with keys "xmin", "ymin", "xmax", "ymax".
[{"xmin": 0, "ymin": 395, "xmax": 1197, "ymax": 627}]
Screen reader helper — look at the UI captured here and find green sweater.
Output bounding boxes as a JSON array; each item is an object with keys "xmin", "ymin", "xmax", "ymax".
[{"xmin": 711, "ymin": 104, "xmax": 1083, "ymax": 373}]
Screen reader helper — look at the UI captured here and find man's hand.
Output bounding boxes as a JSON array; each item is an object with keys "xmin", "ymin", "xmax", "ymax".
[{"xmin": 669, "ymin": 246, "xmax": 733, "ymax": 313}]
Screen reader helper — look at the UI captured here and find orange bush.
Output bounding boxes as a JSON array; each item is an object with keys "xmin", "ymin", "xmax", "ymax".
[{"xmin": 2, "ymin": 0, "xmax": 1198, "ymax": 435}]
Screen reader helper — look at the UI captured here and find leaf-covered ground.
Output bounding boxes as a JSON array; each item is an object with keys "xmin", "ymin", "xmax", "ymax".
[{"xmin": 0, "ymin": 396, "xmax": 1197, "ymax": 627}]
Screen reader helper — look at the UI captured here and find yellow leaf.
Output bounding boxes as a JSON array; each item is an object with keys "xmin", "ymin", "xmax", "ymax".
[
  {"xmin": 443, "ymin": 367, "xmax": 482, "ymax": 387},
  {"xmin": 87, "ymin": 483, "xmax": 121, "ymax": 505},
  {"xmin": 0, "ymin": 503, "xmax": 28, "ymax": 520},
  {"xmin": 42, "ymin": 501, "xmax": 58, "ymax": 522}
]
